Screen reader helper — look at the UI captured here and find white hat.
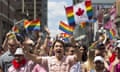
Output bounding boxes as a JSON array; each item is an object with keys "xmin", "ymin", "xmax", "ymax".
[
  {"xmin": 117, "ymin": 43, "xmax": 120, "ymax": 48},
  {"xmin": 94, "ymin": 56, "xmax": 104, "ymax": 63},
  {"xmin": 14, "ymin": 48, "xmax": 24, "ymax": 55}
]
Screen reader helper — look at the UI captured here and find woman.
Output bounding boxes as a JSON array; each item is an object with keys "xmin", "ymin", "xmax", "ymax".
[{"xmin": 70, "ymin": 44, "xmax": 87, "ymax": 72}]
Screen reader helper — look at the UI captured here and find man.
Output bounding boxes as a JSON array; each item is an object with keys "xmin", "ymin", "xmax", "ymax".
[
  {"xmin": 65, "ymin": 43, "xmax": 75, "ymax": 56},
  {"xmin": 8, "ymin": 48, "xmax": 46, "ymax": 72},
  {"xmin": 0, "ymin": 38, "xmax": 20, "ymax": 72},
  {"xmin": 94, "ymin": 56, "xmax": 107, "ymax": 72},
  {"xmin": 22, "ymin": 37, "xmax": 35, "ymax": 54},
  {"xmin": 25, "ymin": 40, "xmax": 81, "ymax": 72}
]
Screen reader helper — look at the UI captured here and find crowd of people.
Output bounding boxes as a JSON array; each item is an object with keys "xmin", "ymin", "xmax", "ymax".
[{"xmin": 0, "ymin": 26, "xmax": 120, "ymax": 72}]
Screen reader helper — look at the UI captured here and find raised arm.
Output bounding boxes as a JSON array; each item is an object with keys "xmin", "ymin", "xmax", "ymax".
[{"xmin": 24, "ymin": 48, "xmax": 42, "ymax": 64}]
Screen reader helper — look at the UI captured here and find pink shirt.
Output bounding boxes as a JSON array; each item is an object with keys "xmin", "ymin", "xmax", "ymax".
[
  {"xmin": 32, "ymin": 64, "xmax": 47, "ymax": 72},
  {"xmin": 41, "ymin": 56, "xmax": 75, "ymax": 72}
]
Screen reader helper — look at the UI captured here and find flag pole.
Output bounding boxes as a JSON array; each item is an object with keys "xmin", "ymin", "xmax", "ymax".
[
  {"xmin": 34, "ymin": 0, "xmax": 36, "ymax": 20},
  {"xmin": 22, "ymin": 0, "xmax": 25, "ymax": 13}
]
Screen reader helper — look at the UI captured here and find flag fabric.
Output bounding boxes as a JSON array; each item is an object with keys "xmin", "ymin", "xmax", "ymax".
[
  {"xmin": 65, "ymin": 6, "xmax": 76, "ymax": 27},
  {"xmin": 12, "ymin": 26, "xmax": 19, "ymax": 33},
  {"xmin": 62, "ymin": 38, "xmax": 70, "ymax": 43},
  {"xmin": 80, "ymin": 22, "xmax": 86, "ymax": 28},
  {"xmin": 24, "ymin": 19, "xmax": 32, "ymax": 29},
  {"xmin": 60, "ymin": 33, "xmax": 70, "ymax": 38},
  {"xmin": 85, "ymin": 0, "xmax": 93, "ymax": 20},
  {"xmin": 74, "ymin": 1, "xmax": 89, "ymax": 24},
  {"xmin": 24, "ymin": 19, "xmax": 40, "ymax": 31},
  {"xmin": 59, "ymin": 21, "xmax": 74, "ymax": 35},
  {"xmin": 108, "ymin": 28, "xmax": 116, "ymax": 40}
]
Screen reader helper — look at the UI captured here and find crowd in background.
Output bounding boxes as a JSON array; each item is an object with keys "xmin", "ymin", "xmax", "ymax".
[{"xmin": 0, "ymin": 25, "xmax": 120, "ymax": 72}]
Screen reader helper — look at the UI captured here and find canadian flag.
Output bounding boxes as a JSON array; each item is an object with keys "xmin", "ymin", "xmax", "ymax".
[{"xmin": 74, "ymin": 1, "xmax": 89, "ymax": 24}]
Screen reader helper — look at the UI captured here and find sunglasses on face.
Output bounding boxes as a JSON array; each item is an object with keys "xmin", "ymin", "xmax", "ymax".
[
  {"xmin": 74, "ymin": 46, "xmax": 80, "ymax": 48},
  {"xmin": 70, "ymin": 50, "xmax": 75, "ymax": 53}
]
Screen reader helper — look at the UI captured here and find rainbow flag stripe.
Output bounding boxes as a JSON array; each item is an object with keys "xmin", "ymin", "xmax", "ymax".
[
  {"xmin": 24, "ymin": 19, "xmax": 41, "ymax": 31},
  {"xmin": 24, "ymin": 20, "xmax": 31, "ymax": 28},
  {"xmin": 60, "ymin": 33, "xmax": 70, "ymax": 38},
  {"xmin": 12, "ymin": 26, "xmax": 19, "ymax": 33},
  {"xmin": 109, "ymin": 28, "xmax": 116, "ymax": 40},
  {"xmin": 59, "ymin": 21, "xmax": 74, "ymax": 35},
  {"xmin": 80, "ymin": 22, "xmax": 86, "ymax": 28},
  {"xmin": 65, "ymin": 6, "xmax": 76, "ymax": 27},
  {"xmin": 85, "ymin": 0, "xmax": 93, "ymax": 20}
]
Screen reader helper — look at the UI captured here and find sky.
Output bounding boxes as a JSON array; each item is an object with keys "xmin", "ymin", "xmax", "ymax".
[{"xmin": 48, "ymin": 0, "xmax": 73, "ymax": 37}]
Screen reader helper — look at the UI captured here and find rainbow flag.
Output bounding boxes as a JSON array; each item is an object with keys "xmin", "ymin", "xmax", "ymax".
[
  {"xmin": 109, "ymin": 28, "xmax": 116, "ymax": 40},
  {"xmin": 24, "ymin": 19, "xmax": 40, "ymax": 31},
  {"xmin": 85, "ymin": 0, "xmax": 93, "ymax": 20},
  {"xmin": 59, "ymin": 21, "xmax": 74, "ymax": 35},
  {"xmin": 24, "ymin": 20, "xmax": 31, "ymax": 29},
  {"xmin": 65, "ymin": 6, "xmax": 76, "ymax": 27},
  {"xmin": 12, "ymin": 26, "xmax": 19, "ymax": 33},
  {"xmin": 60, "ymin": 33, "xmax": 70, "ymax": 38},
  {"xmin": 80, "ymin": 22, "xmax": 86, "ymax": 28}
]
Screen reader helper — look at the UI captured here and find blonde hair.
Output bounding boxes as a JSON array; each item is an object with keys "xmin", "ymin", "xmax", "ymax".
[{"xmin": 84, "ymin": 50, "xmax": 95, "ymax": 71}]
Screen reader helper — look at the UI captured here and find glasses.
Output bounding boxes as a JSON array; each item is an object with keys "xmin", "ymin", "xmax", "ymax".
[
  {"xmin": 74, "ymin": 46, "xmax": 80, "ymax": 48},
  {"xmin": 70, "ymin": 50, "xmax": 75, "ymax": 53}
]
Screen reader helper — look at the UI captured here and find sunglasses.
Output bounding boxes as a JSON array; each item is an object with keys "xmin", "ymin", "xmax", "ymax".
[
  {"xmin": 74, "ymin": 46, "xmax": 80, "ymax": 48},
  {"xmin": 70, "ymin": 50, "xmax": 75, "ymax": 53}
]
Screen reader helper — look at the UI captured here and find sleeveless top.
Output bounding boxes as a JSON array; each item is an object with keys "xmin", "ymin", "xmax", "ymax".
[{"xmin": 115, "ymin": 63, "xmax": 120, "ymax": 72}]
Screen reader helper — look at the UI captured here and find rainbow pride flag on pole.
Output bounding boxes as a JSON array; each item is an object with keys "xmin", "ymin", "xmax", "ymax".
[
  {"xmin": 59, "ymin": 21, "xmax": 74, "ymax": 35},
  {"xmin": 80, "ymin": 22, "xmax": 86, "ymax": 28},
  {"xmin": 108, "ymin": 28, "xmax": 116, "ymax": 40},
  {"xmin": 65, "ymin": 6, "xmax": 76, "ymax": 27},
  {"xmin": 12, "ymin": 25, "xmax": 19, "ymax": 33},
  {"xmin": 24, "ymin": 19, "xmax": 40, "ymax": 31},
  {"xmin": 85, "ymin": 0, "xmax": 93, "ymax": 20},
  {"xmin": 60, "ymin": 33, "xmax": 70, "ymax": 38}
]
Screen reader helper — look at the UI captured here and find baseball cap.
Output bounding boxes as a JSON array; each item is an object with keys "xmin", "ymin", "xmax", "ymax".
[{"xmin": 94, "ymin": 56, "xmax": 104, "ymax": 63}]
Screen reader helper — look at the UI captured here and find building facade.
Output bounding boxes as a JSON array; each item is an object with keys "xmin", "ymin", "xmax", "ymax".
[
  {"xmin": 0, "ymin": 0, "xmax": 48, "ymax": 46},
  {"xmin": 15, "ymin": 0, "xmax": 48, "ymax": 30},
  {"xmin": 0, "ymin": 0, "xmax": 17, "ymax": 45},
  {"xmin": 15, "ymin": 0, "xmax": 48, "ymax": 41}
]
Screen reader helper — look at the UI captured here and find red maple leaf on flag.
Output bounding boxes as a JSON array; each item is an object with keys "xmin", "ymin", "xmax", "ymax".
[{"xmin": 76, "ymin": 8, "xmax": 84, "ymax": 16}]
